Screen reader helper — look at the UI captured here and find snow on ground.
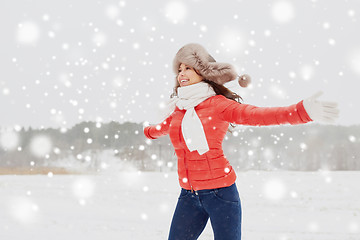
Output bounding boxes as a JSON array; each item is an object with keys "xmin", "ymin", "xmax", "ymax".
[{"xmin": 0, "ymin": 171, "xmax": 359, "ymax": 240}]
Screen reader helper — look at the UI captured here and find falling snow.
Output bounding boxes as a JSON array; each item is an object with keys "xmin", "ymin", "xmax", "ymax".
[
  {"xmin": 16, "ymin": 21, "xmax": 40, "ymax": 45},
  {"xmin": 1, "ymin": 1, "xmax": 360, "ymax": 239},
  {"xmin": 349, "ymin": 48, "xmax": 360, "ymax": 76},
  {"xmin": 29, "ymin": 135, "xmax": 52, "ymax": 158},
  {"xmin": 263, "ymin": 178, "xmax": 287, "ymax": 201},
  {"xmin": 0, "ymin": 0, "xmax": 357, "ymax": 128},
  {"xmin": 71, "ymin": 177, "xmax": 96, "ymax": 200},
  {"xmin": 164, "ymin": 1, "xmax": 187, "ymax": 24},
  {"xmin": 0, "ymin": 172, "xmax": 358, "ymax": 239},
  {"xmin": 271, "ymin": 1, "xmax": 295, "ymax": 24},
  {"xmin": 0, "ymin": 129, "xmax": 19, "ymax": 151}
]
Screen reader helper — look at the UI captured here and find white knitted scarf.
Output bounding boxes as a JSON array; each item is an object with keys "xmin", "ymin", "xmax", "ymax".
[{"xmin": 162, "ymin": 82, "xmax": 216, "ymax": 155}]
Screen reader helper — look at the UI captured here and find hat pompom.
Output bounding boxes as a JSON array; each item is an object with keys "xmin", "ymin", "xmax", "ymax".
[{"xmin": 238, "ymin": 74, "xmax": 251, "ymax": 88}]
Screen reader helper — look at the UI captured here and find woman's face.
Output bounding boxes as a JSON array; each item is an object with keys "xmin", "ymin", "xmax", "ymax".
[{"xmin": 177, "ymin": 63, "xmax": 204, "ymax": 87}]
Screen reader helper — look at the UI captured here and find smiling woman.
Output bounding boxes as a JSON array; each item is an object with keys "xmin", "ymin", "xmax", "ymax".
[{"xmin": 144, "ymin": 43, "xmax": 339, "ymax": 240}]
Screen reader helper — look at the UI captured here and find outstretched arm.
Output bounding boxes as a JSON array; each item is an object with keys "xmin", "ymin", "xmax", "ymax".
[
  {"xmin": 214, "ymin": 95, "xmax": 312, "ymax": 126},
  {"xmin": 143, "ymin": 115, "xmax": 173, "ymax": 139}
]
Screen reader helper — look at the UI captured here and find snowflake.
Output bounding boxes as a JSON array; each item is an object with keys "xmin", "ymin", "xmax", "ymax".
[
  {"xmin": 271, "ymin": 1, "xmax": 295, "ymax": 24},
  {"xmin": 16, "ymin": 21, "xmax": 40, "ymax": 45}
]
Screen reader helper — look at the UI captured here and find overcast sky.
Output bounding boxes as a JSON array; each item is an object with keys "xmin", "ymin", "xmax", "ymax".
[{"xmin": 1, "ymin": 0, "xmax": 360, "ymax": 129}]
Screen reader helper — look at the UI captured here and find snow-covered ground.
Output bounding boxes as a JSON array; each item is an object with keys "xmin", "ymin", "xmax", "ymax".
[{"xmin": 0, "ymin": 171, "xmax": 359, "ymax": 240}]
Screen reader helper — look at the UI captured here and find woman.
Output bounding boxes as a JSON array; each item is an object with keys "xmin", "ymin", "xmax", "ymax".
[{"xmin": 143, "ymin": 43, "xmax": 339, "ymax": 240}]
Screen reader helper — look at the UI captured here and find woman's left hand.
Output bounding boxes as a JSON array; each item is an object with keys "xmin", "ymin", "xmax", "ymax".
[{"xmin": 303, "ymin": 91, "xmax": 340, "ymax": 123}]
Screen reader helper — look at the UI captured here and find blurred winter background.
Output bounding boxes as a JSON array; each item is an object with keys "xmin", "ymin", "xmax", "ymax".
[{"xmin": 0, "ymin": 0, "xmax": 360, "ymax": 239}]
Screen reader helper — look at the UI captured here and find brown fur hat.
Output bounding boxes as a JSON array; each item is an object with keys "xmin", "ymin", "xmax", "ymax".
[{"xmin": 173, "ymin": 43, "xmax": 250, "ymax": 87}]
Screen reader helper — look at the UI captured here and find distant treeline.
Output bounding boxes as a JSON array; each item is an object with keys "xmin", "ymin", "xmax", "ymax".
[{"xmin": 0, "ymin": 122, "xmax": 359, "ymax": 172}]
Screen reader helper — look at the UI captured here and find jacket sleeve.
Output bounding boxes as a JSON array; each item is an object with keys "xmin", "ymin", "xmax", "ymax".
[
  {"xmin": 215, "ymin": 95, "xmax": 312, "ymax": 126},
  {"xmin": 143, "ymin": 115, "xmax": 173, "ymax": 139}
]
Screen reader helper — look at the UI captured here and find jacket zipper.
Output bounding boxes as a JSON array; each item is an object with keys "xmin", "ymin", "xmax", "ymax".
[
  {"xmin": 179, "ymin": 126, "xmax": 193, "ymax": 191},
  {"xmin": 184, "ymin": 150, "xmax": 193, "ymax": 192}
]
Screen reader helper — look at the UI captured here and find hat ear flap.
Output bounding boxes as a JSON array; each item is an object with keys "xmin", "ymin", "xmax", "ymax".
[{"xmin": 201, "ymin": 62, "xmax": 237, "ymax": 85}]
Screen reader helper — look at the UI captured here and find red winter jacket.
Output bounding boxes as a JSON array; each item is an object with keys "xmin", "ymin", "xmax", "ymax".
[{"xmin": 144, "ymin": 95, "xmax": 312, "ymax": 191}]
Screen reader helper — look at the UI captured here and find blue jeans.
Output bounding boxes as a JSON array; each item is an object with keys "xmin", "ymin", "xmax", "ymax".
[{"xmin": 168, "ymin": 183, "xmax": 242, "ymax": 240}]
